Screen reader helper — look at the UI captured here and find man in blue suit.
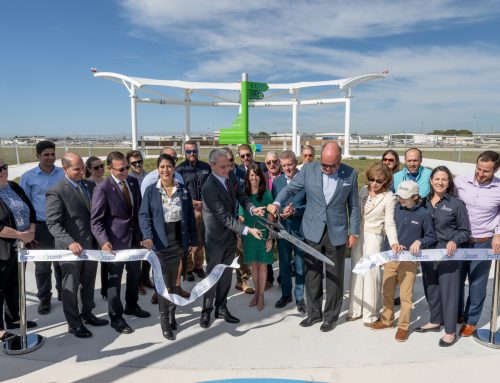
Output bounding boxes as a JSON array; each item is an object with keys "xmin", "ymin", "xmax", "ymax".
[
  {"xmin": 272, "ymin": 150, "xmax": 307, "ymax": 314},
  {"xmin": 268, "ymin": 142, "xmax": 360, "ymax": 332}
]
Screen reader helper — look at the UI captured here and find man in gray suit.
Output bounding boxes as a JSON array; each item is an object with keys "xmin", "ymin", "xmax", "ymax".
[
  {"xmin": 46, "ymin": 153, "xmax": 109, "ymax": 338},
  {"xmin": 199, "ymin": 149, "xmax": 265, "ymax": 329},
  {"xmin": 268, "ymin": 142, "xmax": 360, "ymax": 332}
]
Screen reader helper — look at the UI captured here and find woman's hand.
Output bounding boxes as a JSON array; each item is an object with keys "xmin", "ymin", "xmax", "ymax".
[
  {"xmin": 445, "ymin": 240, "xmax": 457, "ymax": 257},
  {"xmin": 18, "ymin": 230, "xmax": 35, "ymax": 243},
  {"xmin": 141, "ymin": 239, "xmax": 153, "ymax": 250},
  {"xmin": 265, "ymin": 239, "xmax": 273, "ymax": 252},
  {"xmin": 409, "ymin": 240, "xmax": 421, "ymax": 255},
  {"xmin": 391, "ymin": 243, "xmax": 406, "ymax": 254}
]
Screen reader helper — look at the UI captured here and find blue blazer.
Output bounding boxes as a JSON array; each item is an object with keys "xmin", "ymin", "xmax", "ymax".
[
  {"xmin": 272, "ymin": 173, "xmax": 306, "ymax": 240},
  {"xmin": 139, "ymin": 182, "xmax": 197, "ymax": 252}
]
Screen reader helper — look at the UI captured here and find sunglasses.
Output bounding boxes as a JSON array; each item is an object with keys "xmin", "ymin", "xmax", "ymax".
[
  {"xmin": 383, "ymin": 158, "xmax": 395, "ymax": 163},
  {"xmin": 0, "ymin": 164, "xmax": 8, "ymax": 172},
  {"xmin": 185, "ymin": 149, "xmax": 198, "ymax": 155},
  {"xmin": 112, "ymin": 165, "xmax": 130, "ymax": 173},
  {"xmin": 321, "ymin": 163, "xmax": 338, "ymax": 170},
  {"xmin": 368, "ymin": 178, "xmax": 385, "ymax": 184},
  {"xmin": 239, "ymin": 153, "xmax": 252, "ymax": 159},
  {"xmin": 92, "ymin": 164, "xmax": 104, "ymax": 171},
  {"xmin": 130, "ymin": 160, "xmax": 143, "ymax": 167},
  {"xmin": 266, "ymin": 160, "xmax": 278, "ymax": 165}
]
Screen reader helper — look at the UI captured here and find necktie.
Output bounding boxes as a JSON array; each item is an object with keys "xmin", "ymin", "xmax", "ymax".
[
  {"xmin": 120, "ymin": 181, "xmax": 133, "ymax": 211},
  {"xmin": 76, "ymin": 183, "xmax": 90, "ymax": 210},
  {"xmin": 225, "ymin": 178, "xmax": 232, "ymax": 194}
]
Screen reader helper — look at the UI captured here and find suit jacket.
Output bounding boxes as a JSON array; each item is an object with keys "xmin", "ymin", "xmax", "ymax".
[
  {"xmin": 202, "ymin": 173, "xmax": 254, "ymax": 248},
  {"xmin": 274, "ymin": 162, "xmax": 360, "ymax": 246},
  {"xmin": 91, "ymin": 176, "xmax": 142, "ymax": 250},
  {"xmin": 46, "ymin": 178, "xmax": 96, "ymax": 250},
  {"xmin": 139, "ymin": 182, "xmax": 197, "ymax": 252},
  {"xmin": 272, "ymin": 173, "xmax": 306, "ymax": 239}
]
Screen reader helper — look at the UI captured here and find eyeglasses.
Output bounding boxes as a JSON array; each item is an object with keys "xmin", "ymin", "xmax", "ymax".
[
  {"xmin": 0, "ymin": 164, "xmax": 8, "ymax": 172},
  {"xmin": 130, "ymin": 160, "xmax": 143, "ymax": 167},
  {"xmin": 266, "ymin": 160, "xmax": 278, "ymax": 165},
  {"xmin": 303, "ymin": 154, "xmax": 314, "ymax": 158},
  {"xmin": 112, "ymin": 165, "xmax": 130, "ymax": 173},
  {"xmin": 368, "ymin": 178, "xmax": 385, "ymax": 184},
  {"xmin": 383, "ymin": 158, "xmax": 395, "ymax": 163},
  {"xmin": 239, "ymin": 153, "xmax": 252, "ymax": 159},
  {"xmin": 321, "ymin": 163, "xmax": 339, "ymax": 170},
  {"xmin": 185, "ymin": 149, "xmax": 198, "ymax": 155},
  {"xmin": 92, "ymin": 164, "xmax": 104, "ymax": 171}
]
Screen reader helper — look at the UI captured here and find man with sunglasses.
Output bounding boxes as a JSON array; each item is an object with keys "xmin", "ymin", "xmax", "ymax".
[
  {"xmin": 91, "ymin": 151, "xmax": 150, "ymax": 334},
  {"xmin": 297, "ymin": 145, "xmax": 316, "ymax": 170},
  {"xmin": 20, "ymin": 140, "xmax": 64, "ymax": 314},
  {"xmin": 176, "ymin": 141, "xmax": 211, "ymax": 282},
  {"xmin": 268, "ymin": 142, "xmax": 360, "ymax": 333}
]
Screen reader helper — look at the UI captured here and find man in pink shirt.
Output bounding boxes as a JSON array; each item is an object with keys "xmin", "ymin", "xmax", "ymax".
[{"xmin": 455, "ymin": 150, "xmax": 500, "ymax": 337}]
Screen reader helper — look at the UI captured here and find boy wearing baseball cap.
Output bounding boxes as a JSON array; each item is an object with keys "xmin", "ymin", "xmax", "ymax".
[{"xmin": 367, "ymin": 180, "xmax": 436, "ymax": 342}]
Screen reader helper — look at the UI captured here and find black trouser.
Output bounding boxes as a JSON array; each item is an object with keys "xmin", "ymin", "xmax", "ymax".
[
  {"xmin": 0, "ymin": 253, "xmax": 19, "ymax": 329},
  {"xmin": 34, "ymin": 221, "xmax": 62, "ymax": 301},
  {"xmin": 141, "ymin": 261, "xmax": 151, "ymax": 284},
  {"xmin": 106, "ymin": 260, "xmax": 141, "ymax": 321},
  {"xmin": 305, "ymin": 230, "xmax": 346, "ymax": 322}
]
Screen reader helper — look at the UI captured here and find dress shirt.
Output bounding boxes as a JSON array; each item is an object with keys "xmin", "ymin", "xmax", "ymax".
[
  {"xmin": 20, "ymin": 165, "xmax": 64, "ymax": 221},
  {"xmin": 110, "ymin": 174, "xmax": 134, "ymax": 207},
  {"xmin": 322, "ymin": 171, "xmax": 339, "ymax": 204},
  {"xmin": 455, "ymin": 175, "xmax": 500, "ymax": 238},
  {"xmin": 140, "ymin": 169, "xmax": 184, "ymax": 197},
  {"xmin": 65, "ymin": 176, "xmax": 91, "ymax": 200}
]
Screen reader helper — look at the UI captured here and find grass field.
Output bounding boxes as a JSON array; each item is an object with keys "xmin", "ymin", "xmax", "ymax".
[{"xmin": 350, "ymin": 149, "xmax": 486, "ymax": 163}]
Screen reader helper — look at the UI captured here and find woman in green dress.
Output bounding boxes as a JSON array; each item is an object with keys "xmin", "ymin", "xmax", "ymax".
[{"xmin": 239, "ymin": 164, "xmax": 274, "ymax": 311}]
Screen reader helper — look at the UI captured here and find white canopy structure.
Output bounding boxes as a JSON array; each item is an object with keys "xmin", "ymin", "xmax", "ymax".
[{"xmin": 94, "ymin": 71, "xmax": 387, "ymax": 156}]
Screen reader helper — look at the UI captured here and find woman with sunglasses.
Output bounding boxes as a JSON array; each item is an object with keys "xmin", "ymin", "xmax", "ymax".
[
  {"xmin": 415, "ymin": 166, "xmax": 470, "ymax": 347},
  {"xmin": 85, "ymin": 156, "xmax": 105, "ymax": 185},
  {"xmin": 381, "ymin": 150, "xmax": 400, "ymax": 190},
  {"xmin": 347, "ymin": 162, "xmax": 400, "ymax": 325},
  {"xmin": 0, "ymin": 159, "xmax": 37, "ymax": 342}
]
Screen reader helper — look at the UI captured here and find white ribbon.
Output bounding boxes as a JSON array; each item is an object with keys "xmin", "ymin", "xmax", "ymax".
[
  {"xmin": 18, "ymin": 249, "xmax": 239, "ymax": 306},
  {"xmin": 353, "ymin": 248, "xmax": 499, "ymax": 276}
]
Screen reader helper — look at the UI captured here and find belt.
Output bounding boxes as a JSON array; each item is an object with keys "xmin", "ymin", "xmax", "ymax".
[{"xmin": 468, "ymin": 237, "xmax": 491, "ymax": 243}]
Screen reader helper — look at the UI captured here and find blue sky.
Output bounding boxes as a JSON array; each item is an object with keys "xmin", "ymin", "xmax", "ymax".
[{"xmin": 2, "ymin": 0, "xmax": 500, "ymax": 137}]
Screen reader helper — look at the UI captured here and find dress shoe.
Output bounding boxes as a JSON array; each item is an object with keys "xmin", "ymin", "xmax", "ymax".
[
  {"xmin": 215, "ymin": 308, "xmax": 240, "ymax": 323},
  {"xmin": 414, "ymin": 325, "xmax": 441, "ymax": 333},
  {"xmin": 394, "ymin": 297, "xmax": 401, "ymax": 306},
  {"xmin": 0, "ymin": 331, "xmax": 16, "ymax": 342},
  {"xmin": 178, "ymin": 287, "xmax": 191, "ymax": 298},
  {"xmin": 124, "ymin": 305, "xmax": 151, "ymax": 318},
  {"xmin": 242, "ymin": 281, "xmax": 255, "ymax": 294},
  {"xmin": 68, "ymin": 324, "xmax": 92, "ymax": 338},
  {"xmin": 457, "ymin": 316, "xmax": 465, "ymax": 324},
  {"xmin": 193, "ymin": 268, "xmax": 206, "ymax": 279},
  {"xmin": 300, "ymin": 316, "xmax": 322, "ymax": 327},
  {"xmin": 320, "ymin": 320, "xmax": 337, "ymax": 332},
  {"xmin": 6, "ymin": 320, "xmax": 37, "ymax": 329},
  {"xmin": 345, "ymin": 315, "xmax": 362, "ymax": 322},
  {"xmin": 57, "ymin": 291, "xmax": 62, "ymax": 302},
  {"xmin": 83, "ymin": 314, "xmax": 109, "ymax": 326},
  {"xmin": 459, "ymin": 324, "xmax": 476, "ymax": 337},
  {"xmin": 138, "ymin": 284, "xmax": 146, "ymax": 295},
  {"xmin": 111, "ymin": 317, "xmax": 134, "ymax": 334},
  {"xmin": 275, "ymin": 295, "xmax": 292, "ymax": 308},
  {"xmin": 365, "ymin": 320, "xmax": 393, "ymax": 330},
  {"xmin": 143, "ymin": 279, "xmax": 155, "ymax": 289},
  {"xmin": 186, "ymin": 272, "xmax": 195, "ymax": 282},
  {"xmin": 200, "ymin": 312, "xmax": 211, "ymax": 329},
  {"xmin": 439, "ymin": 335, "xmax": 458, "ymax": 347},
  {"xmin": 151, "ymin": 291, "xmax": 158, "ymax": 305},
  {"xmin": 38, "ymin": 299, "xmax": 51, "ymax": 315},
  {"xmin": 395, "ymin": 327, "xmax": 409, "ymax": 342},
  {"xmin": 265, "ymin": 281, "xmax": 273, "ymax": 290},
  {"xmin": 297, "ymin": 300, "xmax": 307, "ymax": 314}
]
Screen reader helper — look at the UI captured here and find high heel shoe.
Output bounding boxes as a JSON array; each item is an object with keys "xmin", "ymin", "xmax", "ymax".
[
  {"xmin": 249, "ymin": 295, "xmax": 258, "ymax": 307},
  {"xmin": 257, "ymin": 294, "xmax": 265, "ymax": 311}
]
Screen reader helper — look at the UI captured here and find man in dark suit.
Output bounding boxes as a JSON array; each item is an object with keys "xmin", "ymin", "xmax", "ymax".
[
  {"xmin": 46, "ymin": 153, "xmax": 109, "ymax": 338},
  {"xmin": 268, "ymin": 142, "xmax": 360, "ymax": 333},
  {"xmin": 200, "ymin": 148, "xmax": 265, "ymax": 329},
  {"xmin": 91, "ymin": 151, "xmax": 150, "ymax": 334}
]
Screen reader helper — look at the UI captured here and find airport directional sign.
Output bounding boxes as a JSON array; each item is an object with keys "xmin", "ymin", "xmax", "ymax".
[
  {"xmin": 248, "ymin": 90, "xmax": 264, "ymax": 100},
  {"xmin": 248, "ymin": 81, "xmax": 269, "ymax": 92}
]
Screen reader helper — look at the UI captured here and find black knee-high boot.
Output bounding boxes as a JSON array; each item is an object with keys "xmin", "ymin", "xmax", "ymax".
[
  {"xmin": 159, "ymin": 298, "xmax": 174, "ymax": 340},
  {"xmin": 169, "ymin": 304, "xmax": 177, "ymax": 331}
]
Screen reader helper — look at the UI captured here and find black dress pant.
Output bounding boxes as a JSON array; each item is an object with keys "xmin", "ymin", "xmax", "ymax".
[
  {"xmin": 34, "ymin": 221, "xmax": 62, "ymax": 301},
  {"xmin": 421, "ymin": 242, "xmax": 460, "ymax": 334},
  {"xmin": 305, "ymin": 230, "xmax": 346, "ymax": 322},
  {"xmin": 0, "ymin": 253, "xmax": 19, "ymax": 329}
]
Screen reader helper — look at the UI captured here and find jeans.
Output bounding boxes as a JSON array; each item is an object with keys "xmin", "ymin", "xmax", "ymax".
[{"xmin": 277, "ymin": 238, "xmax": 305, "ymax": 301}]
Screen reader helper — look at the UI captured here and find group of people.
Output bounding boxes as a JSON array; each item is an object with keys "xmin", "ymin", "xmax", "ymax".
[{"xmin": 0, "ymin": 139, "xmax": 498, "ymax": 348}]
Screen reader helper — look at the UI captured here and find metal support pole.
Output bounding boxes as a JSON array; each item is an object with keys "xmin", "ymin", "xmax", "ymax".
[
  {"xmin": 344, "ymin": 91, "xmax": 352, "ymax": 157},
  {"xmin": 184, "ymin": 89, "xmax": 191, "ymax": 143},
  {"xmin": 3, "ymin": 242, "xmax": 44, "ymax": 355},
  {"xmin": 130, "ymin": 85, "xmax": 138, "ymax": 150},
  {"xmin": 474, "ymin": 259, "xmax": 500, "ymax": 348},
  {"xmin": 14, "ymin": 140, "xmax": 20, "ymax": 166},
  {"xmin": 291, "ymin": 89, "xmax": 299, "ymax": 155}
]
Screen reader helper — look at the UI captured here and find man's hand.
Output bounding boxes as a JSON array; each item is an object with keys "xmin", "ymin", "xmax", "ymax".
[
  {"xmin": 102, "ymin": 242, "xmax": 114, "ymax": 254},
  {"xmin": 346, "ymin": 235, "xmax": 358, "ymax": 249},
  {"xmin": 493, "ymin": 235, "xmax": 500, "ymax": 254},
  {"xmin": 391, "ymin": 243, "xmax": 406, "ymax": 254},
  {"xmin": 267, "ymin": 203, "xmax": 279, "ymax": 215},
  {"xmin": 251, "ymin": 206, "xmax": 266, "ymax": 217},
  {"xmin": 409, "ymin": 240, "xmax": 421, "ymax": 255},
  {"xmin": 248, "ymin": 227, "xmax": 263, "ymax": 240},
  {"xmin": 68, "ymin": 242, "xmax": 84, "ymax": 256},
  {"xmin": 446, "ymin": 240, "xmax": 457, "ymax": 256},
  {"xmin": 280, "ymin": 203, "xmax": 295, "ymax": 218},
  {"xmin": 141, "ymin": 239, "xmax": 153, "ymax": 250}
]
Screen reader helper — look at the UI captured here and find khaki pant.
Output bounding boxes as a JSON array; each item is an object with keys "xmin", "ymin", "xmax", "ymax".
[
  {"xmin": 186, "ymin": 210, "xmax": 205, "ymax": 272},
  {"xmin": 380, "ymin": 261, "xmax": 417, "ymax": 330},
  {"xmin": 236, "ymin": 236, "xmax": 251, "ymax": 283}
]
